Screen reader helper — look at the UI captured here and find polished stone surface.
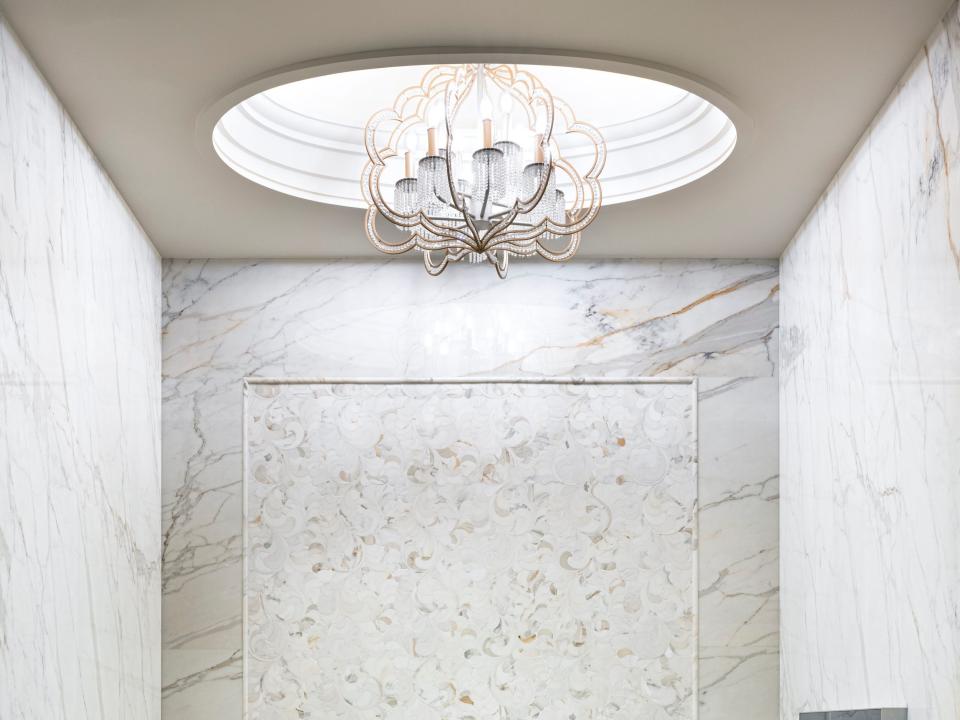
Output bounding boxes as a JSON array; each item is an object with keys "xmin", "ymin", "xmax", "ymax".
[
  {"xmin": 780, "ymin": 3, "xmax": 960, "ymax": 718},
  {"xmin": 161, "ymin": 258, "xmax": 780, "ymax": 719},
  {"xmin": 0, "ymin": 18, "xmax": 162, "ymax": 720},
  {"xmin": 245, "ymin": 380, "xmax": 697, "ymax": 719}
]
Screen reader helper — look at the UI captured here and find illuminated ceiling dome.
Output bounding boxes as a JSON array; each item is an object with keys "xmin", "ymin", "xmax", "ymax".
[{"xmin": 213, "ymin": 61, "xmax": 737, "ymax": 273}]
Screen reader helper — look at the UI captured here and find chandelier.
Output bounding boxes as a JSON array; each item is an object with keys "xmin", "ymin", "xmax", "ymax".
[{"xmin": 361, "ymin": 64, "xmax": 606, "ymax": 277}]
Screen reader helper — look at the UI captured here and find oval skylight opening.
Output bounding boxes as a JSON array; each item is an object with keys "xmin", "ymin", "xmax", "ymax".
[{"xmin": 213, "ymin": 63, "xmax": 737, "ymax": 208}]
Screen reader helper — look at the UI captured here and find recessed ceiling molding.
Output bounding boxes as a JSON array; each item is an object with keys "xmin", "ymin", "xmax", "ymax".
[{"xmin": 199, "ymin": 49, "xmax": 751, "ymax": 209}]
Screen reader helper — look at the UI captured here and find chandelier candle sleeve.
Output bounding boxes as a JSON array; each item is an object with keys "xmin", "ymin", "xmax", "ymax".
[{"xmin": 362, "ymin": 63, "xmax": 606, "ymax": 277}]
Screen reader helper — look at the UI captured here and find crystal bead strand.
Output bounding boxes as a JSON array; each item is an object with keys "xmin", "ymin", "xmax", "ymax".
[
  {"xmin": 521, "ymin": 161, "xmax": 556, "ymax": 226},
  {"xmin": 544, "ymin": 188, "xmax": 565, "ymax": 239},
  {"xmin": 493, "ymin": 140, "xmax": 521, "ymax": 204},
  {"xmin": 471, "ymin": 147, "xmax": 505, "ymax": 219}
]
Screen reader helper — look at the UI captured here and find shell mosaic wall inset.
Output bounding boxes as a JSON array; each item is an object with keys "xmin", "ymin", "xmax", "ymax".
[{"xmin": 243, "ymin": 380, "xmax": 697, "ymax": 720}]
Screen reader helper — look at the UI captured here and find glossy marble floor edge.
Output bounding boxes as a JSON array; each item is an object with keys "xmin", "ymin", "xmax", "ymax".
[
  {"xmin": 780, "ymin": 3, "xmax": 960, "ymax": 718},
  {"xmin": 160, "ymin": 258, "xmax": 779, "ymax": 718},
  {"xmin": 0, "ymin": 17, "xmax": 162, "ymax": 720}
]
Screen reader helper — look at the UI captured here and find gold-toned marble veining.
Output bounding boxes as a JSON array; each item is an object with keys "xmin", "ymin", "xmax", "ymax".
[
  {"xmin": 781, "ymin": 2, "xmax": 960, "ymax": 716},
  {"xmin": 244, "ymin": 381, "xmax": 696, "ymax": 720}
]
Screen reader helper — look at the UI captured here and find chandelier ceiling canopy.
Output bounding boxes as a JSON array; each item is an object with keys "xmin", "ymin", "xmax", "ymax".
[{"xmin": 213, "ymin": 60, "xmax": 738, "ymax": 275}]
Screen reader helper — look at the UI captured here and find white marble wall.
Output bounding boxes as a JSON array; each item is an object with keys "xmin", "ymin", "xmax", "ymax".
[
  {"xmin": 780, "ymin": 3, "xmax": 960, "ymax": 718},
  {"xmin": 161, "ymin": 258, "xmax": 780, "ymax": 719},
  {"xmin": 0, "ymin": 17, "xmax": 162, "ymax": 720}
]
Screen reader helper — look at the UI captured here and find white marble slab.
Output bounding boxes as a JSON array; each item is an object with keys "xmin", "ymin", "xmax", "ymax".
[
  {"xmin": 245, "ymin": 380, "xmax": 697, "ymax": 720},
  {"xmin": 162, "ymin": 258, "xmax": 779, "ymax": 719},
  {"xmin": 697, "ymin": 376, "xmax": 779, "ymax": 719},
  {"xmin": 0, "ymin": 18, "xmax": 161, "ymax": 720},
  {"xmin": 780, "ymin": 4, "xmax": 960, "ymax": 718}
]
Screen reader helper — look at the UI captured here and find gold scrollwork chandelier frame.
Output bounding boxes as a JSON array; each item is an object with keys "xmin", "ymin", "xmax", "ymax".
[{"xmin": 361, "ymin": 64, "xmax": 606, "ymax": 277}]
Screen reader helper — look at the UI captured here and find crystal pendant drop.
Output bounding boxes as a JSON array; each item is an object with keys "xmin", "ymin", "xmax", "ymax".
[
  {"xmin": 493, "ymin": 140, "xmax": 521, "ymax": 203},
  {"xmin": 544, "ymin": 188, "xmax": 565, "ymax": 239},
  {"xmin": 394, "ymin": 178, "xmax": 418, "ymax": 215},
  {"xmin": 417, "ymin": 155, "xmax": 448, "ymax": 212},
  {"xmin": 417, "ymin": 155, "xmax": 459, "ymax": 240},
  {"xmin": 393, "ymin": 176, "xmax": 419, "ymax": 232},
  {"xmin": 550, "ymin": 189, "xmax": 565, "ymax": 224},
  {"xmin": 471, "ymin": 147, "xmax": 505, "ymax": 219},
  {"xmin": 521, "ymin": 162, "xmax": 556, "ymax": 225}
]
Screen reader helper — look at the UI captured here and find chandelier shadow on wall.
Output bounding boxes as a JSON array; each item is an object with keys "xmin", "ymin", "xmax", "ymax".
[{"xmin": 362, "ymin": 64, "xmax": 606, "ymax": 277}]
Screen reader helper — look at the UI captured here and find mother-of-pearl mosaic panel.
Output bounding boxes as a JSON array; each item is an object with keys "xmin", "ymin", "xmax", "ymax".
[{"xmin": 244, "ymin": 380, "xmax": 697, "ymax": 720}]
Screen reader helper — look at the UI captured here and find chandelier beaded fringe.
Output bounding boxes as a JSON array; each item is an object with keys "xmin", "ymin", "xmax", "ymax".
[{"xmin": 361, "ymin": 63, "xmax": 606, "ymax": 277}]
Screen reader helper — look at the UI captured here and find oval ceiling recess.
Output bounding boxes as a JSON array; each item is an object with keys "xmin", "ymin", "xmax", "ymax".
[{"xmin": 213, "ymin": 62, "xmax": 738, "ymax": 208}]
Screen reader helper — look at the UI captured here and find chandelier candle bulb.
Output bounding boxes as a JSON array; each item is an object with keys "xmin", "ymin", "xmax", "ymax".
[
  {"xmin": 426, "ymin": 127, "xmax": 438, "ymax": 157},
  {"xmin": 478, "ymin": 70, "xmax": 492, "ymax": 114},
  {"xmin": 483, "ymin": 118, "xmax": 493, "ymax": 149},
  {"xmin": 498, "ymin": 90, "xmax": 513, "ymax": 138}
]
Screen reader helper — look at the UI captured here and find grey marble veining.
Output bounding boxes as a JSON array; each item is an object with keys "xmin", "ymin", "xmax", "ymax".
[
  {"xmin": 161, "ymin": 258, "xmax": 779, "ymax": 719},
  {"xmin": 0, "ymin": 17, "xmax": 162, "ymax": 720},
  {"xmin": 780, "ymin": 2, "xmax": 960, "ymax": 718}
]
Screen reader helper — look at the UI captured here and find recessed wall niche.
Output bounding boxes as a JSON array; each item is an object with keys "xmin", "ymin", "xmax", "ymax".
[{"xmin": 243, "ymin": 379, "xmax": 698, "ymax": 719}]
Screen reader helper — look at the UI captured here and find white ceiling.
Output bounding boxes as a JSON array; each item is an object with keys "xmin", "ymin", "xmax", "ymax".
[{"xmin": 0, "ymin": 0, "xmax": 951, "ymax": 259}]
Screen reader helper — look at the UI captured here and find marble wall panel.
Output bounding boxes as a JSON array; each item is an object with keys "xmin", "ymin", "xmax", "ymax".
[
  {"xmin": 0, "ymin": 17, "xmax": 162, "ymax": 720},
  {"xmin": 780, "ymin": 3, "xmax": 960, "ymax": 718},
  {"xmin": 161, "ymin": 258, "xmax": 780, "ymax": 719}
]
